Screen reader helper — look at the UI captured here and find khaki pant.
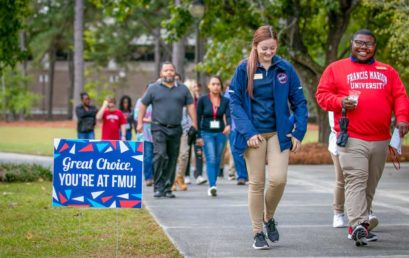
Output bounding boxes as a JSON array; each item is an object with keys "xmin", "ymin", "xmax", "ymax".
[
  {"xmin": 331, "ymin": 153, "xmax": 345, "ymax": 215},
  {"xmin": 244, "ymin": 133, "xmax": 289, "ymax": 234},
  {"xmin": 337, "ymin": 138, "xmax": 388, "ymax": 227},
  {"xmin": 176, "ymin": 133, "xmax": 189, "ymax": 177}
]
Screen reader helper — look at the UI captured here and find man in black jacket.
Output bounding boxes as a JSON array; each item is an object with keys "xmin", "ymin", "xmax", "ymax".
[{"xmin": 76, "ymin": 92, "xmax": 98, "ymax": 139}]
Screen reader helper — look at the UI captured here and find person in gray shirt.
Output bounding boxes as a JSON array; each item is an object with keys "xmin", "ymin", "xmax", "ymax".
[{"xmin": 137, "ymin": 62, "xmax": 197, "ymax": 198}]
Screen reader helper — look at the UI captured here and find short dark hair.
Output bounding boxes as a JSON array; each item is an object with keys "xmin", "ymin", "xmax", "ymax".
[
  {"xmin": 352, "ymin": 29, "xmax": 376, "ymax": 43},
  {"xmin": 160, "ymin": 61, "xmax": 176, "ymax": 71},
  {"xmin": 175, "ymin": 72, "xmax": 183, "ymax": 81},
  {"xmin": 80, "ymin": 92, "xmax": 89, "ymax": 100}
]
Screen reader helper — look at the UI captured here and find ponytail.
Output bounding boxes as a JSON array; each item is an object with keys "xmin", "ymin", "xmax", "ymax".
[{"xmin": 246, "ymin": 47, "xmax": 258, "ymax": 98}]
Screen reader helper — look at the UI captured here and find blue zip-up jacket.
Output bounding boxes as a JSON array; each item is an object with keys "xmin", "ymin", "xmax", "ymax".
[{"xmin": 229, "ymin": 55, "xmax": 308, "ymax": 154}]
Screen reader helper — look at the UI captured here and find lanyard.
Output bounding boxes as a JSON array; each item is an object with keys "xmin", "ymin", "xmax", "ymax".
[{"xmin": 209, "ymin": 94, "xmax": 220, "ymax": 120}]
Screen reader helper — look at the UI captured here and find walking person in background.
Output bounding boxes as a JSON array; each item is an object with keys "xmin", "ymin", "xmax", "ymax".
[
  {"xmin": 316, "ymin": 29, "xmax": 409, "ymax": 246},
  {"xmin": 196, "ymin": 75, "xmax": 231, "ymax": 197},
  {"xmin": 119, "ymin": 95, "xmax": 133, "ymax": 140},
  {"xmin": 137, "ymin": 62, "xmax": 197, "ymax": 198},
  {"xmin": 230, "ymin": 25, "xmax": 308, "ymax": 250},
  {"xmin": 134, "ymin": 86, "xmax": 154, "ymax": 187},
  {"xmin": 76, "ymin": 92, "xmax": 97, "ymax": 139},
  {"xmin": 172, "ymin": 104, "xmax": 191, "ymax": 192},
  {"xmin": 185, "ymin": 80, "xmax": 206, "ymax": 185},
  {"xmin": 225, "ymin": 84, "xmax": 248, "ymax": 185},
  {"xmin": 96, "ymin": 96, "xmax": 127, "ymax": 141}
]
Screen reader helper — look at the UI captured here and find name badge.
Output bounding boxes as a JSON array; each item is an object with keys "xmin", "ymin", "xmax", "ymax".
[
  {"xmin": 254, "ymin": 73, "xmax": 263, "ymax": 80},
  {"xmin": 210, "ymin": 120, "xmax": 220, "ymax": 129},
  {"xmin": 376, "ymin": 66, "xmax": 387, "ymax": 70}
]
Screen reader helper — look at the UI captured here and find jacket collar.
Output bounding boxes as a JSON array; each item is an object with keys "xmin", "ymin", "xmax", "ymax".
[
  {"xmin": 350, "ymin": 55, "xmax": 375, "ymax": 64},
  {"xmin": 257, "ymin": 55, "xmax": 286, "ymax": 70}
]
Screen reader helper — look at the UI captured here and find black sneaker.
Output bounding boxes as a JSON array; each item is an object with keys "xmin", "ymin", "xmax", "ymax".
[
  {"xmin": 366, "ymin": 231, "xmax": 378, "ymax": 242},
  {"xmin": 253, "ymin": 232, "xmax": 270, "ymax": 250},
  {"xmin": 264, "ymin": 218, "xmax": 279, "ymax": 242},
  {"xmin": 153, "ymin": 191, "xmax": 164, "ymax": 198},
  {"xmin": 351, "ymin": 224, "xmax": 368, "ymax": 246},
  {"xmin": 164, "ymin": 192, "xmax": 176, "ymax": 198}
]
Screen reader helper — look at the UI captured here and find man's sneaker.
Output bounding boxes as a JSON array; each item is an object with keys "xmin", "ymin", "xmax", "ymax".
[
  {"xmin": 196, "ymin": 176, "xmax": 207, "ymax": 185},
  {"xmin": 350, "ymin": 224, "xmax": 368, "ymax": 246},
  {"xmin": 348, "ymin": 229, "xmax": 377, "ymax": 242},
  {"xmin": 264, "ymin": 218, "xmax": 279, "ymax": 242},
  {"xmin": 253, "ymin": 232, "xmax": 270, "ymax": 250},
  {"xmin": 333, "ymin": 213, "xmax": 347, "ymax": 228},
  {"xmin": 366, "ymin": 231, "xmax": 378, "ymax": 242},
  {"xmin": 184, "ymin": 176, "xmax": 191, "ymax": 184},
  {"xmin": 153, "ymin": 191, "xmax": 164, "ymax": 198},
  {"xmin": 368, "ymin": 212, "xmax": 379, "ymax": 231},
  {"xmin": 208, "ymin": 186, "xmax": 217, "ymax": 197}
]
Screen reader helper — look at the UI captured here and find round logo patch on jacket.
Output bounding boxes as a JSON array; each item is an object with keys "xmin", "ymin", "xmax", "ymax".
[{"xmin": 277, "ymin": 73, "xmax": 288, "ymax": 84}]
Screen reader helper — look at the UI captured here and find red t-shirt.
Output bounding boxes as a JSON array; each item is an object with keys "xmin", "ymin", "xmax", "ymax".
[
  {"xmin": 316, "ymin": 58, "xmax": 409, "ymax": 141},
  {"xmin": 101, "ymin": 109, "xmax": 126, "ymax": 140}
]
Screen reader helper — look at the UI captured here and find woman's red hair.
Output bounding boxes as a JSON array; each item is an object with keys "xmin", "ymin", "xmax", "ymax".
[{"xmin": 247, "ymin": 25, "xmax": 278, "ymax": 98}]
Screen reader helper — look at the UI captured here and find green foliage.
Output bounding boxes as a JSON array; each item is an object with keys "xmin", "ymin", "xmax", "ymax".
[
  {"xmin": 162, "ymin": 4, "xmax": 193, "ymax": 42},
  {"xmin": 0, "ymin": 163, "xmax": 51, "ymax": 182},
  {"xmin": 84, "ymin": 67, "xmax": 119, "ymax": 105},
  {"xmin": 362, "ymin": 0, "xmax": 409, "ymax": 91},
  {"xmin": 85, "ymin": 0, "xmax": 169, "ymax": 67},
  {"xmin": 0, "ymin": 67, "xmax": 40, "ymax": 116},
  {"xmin": 28, "ymin": 0, "xmax": 74, "ymax": 65},
  {"xmin": 0, "ymin": 0, "xmax": 30, "ymax": 73}
]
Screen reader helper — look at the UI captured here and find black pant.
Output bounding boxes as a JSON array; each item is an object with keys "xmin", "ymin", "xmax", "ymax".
[{"xmin": 151, "ymin": 125, "xmax": 182, "ymax": 193}]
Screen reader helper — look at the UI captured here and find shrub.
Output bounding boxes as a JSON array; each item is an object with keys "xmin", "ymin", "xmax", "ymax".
[{"xmin": 0, "ymin": 163, "xmax": 52, "ymax": 182}]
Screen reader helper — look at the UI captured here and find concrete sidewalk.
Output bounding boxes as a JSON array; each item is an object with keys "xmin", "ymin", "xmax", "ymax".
[
  {"xmin": 143, "ymin": 164, "xmax": 409, "ymax": 258},
  {"xmin": 2, "ymin": 152, "xmax": 409, "ymax": 257},
  {"xmin": 0, "ymin": 152, "xmax": 53, "ymax": 167}
]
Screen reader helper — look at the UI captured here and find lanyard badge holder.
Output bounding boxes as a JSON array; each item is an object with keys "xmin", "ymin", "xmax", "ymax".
[
  {"xmin": 336, "ymin": 107, "xmax": 349, "ymax": 147},
  {"xmin": 209, "ymin": 95, "xmax": 220, "ymax": 129}
]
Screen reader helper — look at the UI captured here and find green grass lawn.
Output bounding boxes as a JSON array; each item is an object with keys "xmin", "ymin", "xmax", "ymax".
[
  {"xmin": 0, "ymin": 126, "xmax": 319, "ymax": 156},
  {"xmin": 0, "ymin": 125, "xmax": 407, "ymax": 156},
  {"xmin": 0, "ymin": 181, "xmax": 182, "ymax": 257}
]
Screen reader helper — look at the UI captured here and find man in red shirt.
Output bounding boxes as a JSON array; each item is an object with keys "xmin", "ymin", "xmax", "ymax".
[
  {"xmin": 96, "ymin": 96, "xmax": 127, "ymax": 140},
  {"xmin": 316, "ymin": 29, "xmax": 409, "ymax": 247}
]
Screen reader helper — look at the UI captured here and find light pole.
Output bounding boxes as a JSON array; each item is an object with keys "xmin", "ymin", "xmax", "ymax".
[{"xmin": 188, "ymin": 0, "xmax": 205, "ymax": 86}]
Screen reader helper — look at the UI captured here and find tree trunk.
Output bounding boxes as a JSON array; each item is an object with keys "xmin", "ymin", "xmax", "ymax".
[
  {"xmin": 47, "ymin": 48, "xmax": 56, "ymax": 120},
  {"xmin": 281, "ymin": 0, "xmax": 358, "ymax": 144},
  {"xmin": 67, "ymin": 50, "xmax": 74, "ymax": 119},
  {"xmin": 172, "ymin": 38, "xmax": 185, "ymax": 80},
  {"xmin": 73, "ymin": 0, "xmax": 84, "ymax": 120},
  {"xmin": 19, "ymin": 31, "xmax": 27, "ymax": 121},
  {"xmin": 154, "ymin": 27, "xmax": 161, "ymax": 78},
  {"xmin": 172, "ymin": 0, "xmax": 185, "ymax": 79}
]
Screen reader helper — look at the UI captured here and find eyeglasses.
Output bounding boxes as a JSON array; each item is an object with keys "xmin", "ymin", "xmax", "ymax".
[{"xmin": 352, "ymin": 40, "xmax": 376, "ymax": 48}]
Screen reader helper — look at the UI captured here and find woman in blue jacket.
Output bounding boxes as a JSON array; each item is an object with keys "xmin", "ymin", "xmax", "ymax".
[
  {"xmin": 229, "ymin": 25, "xmax": 308, "ymax": 250},
  {"xmin": 196, "ymin": 76, "xmax": 231, "ymax": 197}
]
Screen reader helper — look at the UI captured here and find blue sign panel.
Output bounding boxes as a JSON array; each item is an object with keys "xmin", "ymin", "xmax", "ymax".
[{"xmin": 52, "ymin": 139, "xmax": 143, "ymax": 208}]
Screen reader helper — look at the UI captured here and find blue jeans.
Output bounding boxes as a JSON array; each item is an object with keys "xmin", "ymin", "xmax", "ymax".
[
  {"xmin": 202, "ymin": 131, "xmax": 227, "ymax": 187},
  {"xmin": 143, "ymin": 141, "xmax": 154, "ymax": 181},
  {"xmin": 78, "ymin": 131, "xmax": 95, "ymax": 139},
  {"xmin": 229, "ymin": 130, "xmax": 248, "ymax": 181}
]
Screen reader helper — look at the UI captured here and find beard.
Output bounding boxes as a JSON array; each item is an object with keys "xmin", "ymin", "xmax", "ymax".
[{"xmin": 162, "ymin": 76, "xmax": 175, "ymax": 83}]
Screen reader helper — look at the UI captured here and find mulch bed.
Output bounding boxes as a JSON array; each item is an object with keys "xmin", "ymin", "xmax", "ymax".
[{"xmin": 289, "ymin": 143, "xmax": 409, "ymax": 165}]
